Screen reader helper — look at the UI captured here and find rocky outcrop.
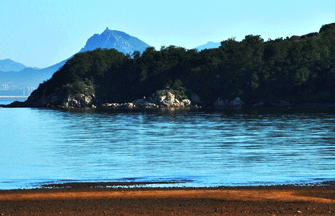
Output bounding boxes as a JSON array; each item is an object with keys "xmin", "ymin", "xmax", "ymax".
[
  {"xmin": 132, "ymin": 97, "xmax": 160, "ymax": 108},
  {"xmin": 6, "ymin": 90, "xmax": 195, "ymax": 109},
  {"xmin": 181, "ymin": 99, "xmax": 192, "ymax": 107},
  {"xmin": 100, "ymin": 92, "xmax": 194, "ymax": 109},
  {"xmin": 63, "ymin": 94, "xmax": 95, "ymax": 108},
  {"xmin": 23, "ymin": 93, "xmax": 96, "ymax": 108},
  {"xmin": 214, "ymin": 97, "xmax": 244, "ymax": 108}
]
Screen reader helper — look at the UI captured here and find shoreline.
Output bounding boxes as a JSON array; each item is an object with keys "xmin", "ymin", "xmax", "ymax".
[
  {"xmin": 0, "ymin": 96, "xmax": 28, "ymax": 98},
  {"xmin": 2, "ymin": 102, "xmax": 335, "ymax": 110},
  {"xmin": 2, "ymin": 178, "xmax": 335, "ymax": 192},
  {"xmin": 2, "ymin": 90, "xmax": 335, "ymax": 110},
  {"xmin": 13, "ymin": 179, "xmax": 335, "ymax": 190},
  {"xmin": 0, "ymin": 184, "xmax": 335, "ymax": 215},
  {"xmin": 2, "ymin": 182, "xmax": 335, "ymax": 193}
]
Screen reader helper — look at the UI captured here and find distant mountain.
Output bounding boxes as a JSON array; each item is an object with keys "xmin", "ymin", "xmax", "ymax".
[
  {"xmin": 80, "ymin": 28, "xmax": 150, "ymax": 54},
  {"xmin": 0, "ymin": 59, "xmax": 29, "ymax": 72},
  {"xmin": 0, "ymin": 28, "xmax": 151, "ymax": 96},
  {"xmin": 196, "ymin": 41, "xmax": 221, "ymax": 51}
]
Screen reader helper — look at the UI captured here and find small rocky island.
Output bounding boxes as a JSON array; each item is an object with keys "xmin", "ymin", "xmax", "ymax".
[
  {"xmin": 16, "ymin": 91, "xmax": 196, "ymax": 109},
  {"xmin": 4, "ymin": 23, "xmax": 335, "ymax": 109}
]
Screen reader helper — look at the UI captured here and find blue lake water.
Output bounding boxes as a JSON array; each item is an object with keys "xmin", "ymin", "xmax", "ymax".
[{"xmin": 1, "ymin": 104, "xmax": 335, "ymax": 189}]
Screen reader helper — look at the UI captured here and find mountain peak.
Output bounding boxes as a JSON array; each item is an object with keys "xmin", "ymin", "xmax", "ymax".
[
  {"xmin": 80, "ymin": 28, "xmax": 150, "ymax": 54},
  {"xmin": 196, "ymin": 41, "xmax": 221, "ymax": 51},
  {"xmin": 0, "ymin": 59, "xmax": 27, "ymax": 72},
  {"xmin": 101, "ymin": 27, "xmax": 112, "ymax": 35}
]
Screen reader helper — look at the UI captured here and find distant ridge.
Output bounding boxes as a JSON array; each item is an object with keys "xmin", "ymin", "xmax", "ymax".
[
  {"xmin": 196, "ymin": 41, "xmax": 221, "ymax": 51},
  {"xmin": 80, "ymin": 28, "xmax": 150, "ymax": 54},
  {"xmin": 0, "ymin": 28, "xmax": 151, "ymax": 96},
  {"xmin": 0, "ymin": 59, "xmax": 28, "ymax": 72}
]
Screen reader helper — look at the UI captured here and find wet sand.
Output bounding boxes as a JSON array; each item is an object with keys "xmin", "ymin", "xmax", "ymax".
[{"xmin": 0, "ymin": 185, "xmax": 335, "ymax": 215}]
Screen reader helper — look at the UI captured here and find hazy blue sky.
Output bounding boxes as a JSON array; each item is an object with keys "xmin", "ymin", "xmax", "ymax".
[{"xmin": 1, "ymin": 0, "xmax": 335, "ymax": 68}]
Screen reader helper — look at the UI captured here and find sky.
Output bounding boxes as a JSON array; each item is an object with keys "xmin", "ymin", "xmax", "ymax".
[{"xmin": 1, "ymin": 0, "xmax": 335, "ymax": 68}]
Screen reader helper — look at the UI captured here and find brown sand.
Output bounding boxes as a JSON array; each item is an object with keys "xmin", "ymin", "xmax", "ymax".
[{"xmin": 0, "ymin": 186, "xmax": 335, "ymax": 215}]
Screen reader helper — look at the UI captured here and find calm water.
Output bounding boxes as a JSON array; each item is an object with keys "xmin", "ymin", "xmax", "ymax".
[{"xmin": 1, "ymin": 104, "xmax": 335, "ymax": 189}]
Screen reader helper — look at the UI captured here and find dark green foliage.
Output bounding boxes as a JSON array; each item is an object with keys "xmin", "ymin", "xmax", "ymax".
[
  {"xmin": 320, "ymin": 23, "xmax": 335, "ymax": 34},
  {"xmin": 30, "ymin": 23, "xmax": 335, "ymax": 106}
]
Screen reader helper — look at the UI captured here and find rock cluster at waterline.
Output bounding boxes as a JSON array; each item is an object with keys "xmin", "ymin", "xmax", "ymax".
[
  {"xmin": 3, "ymin": 89, "xmax": 299, "ymax": 109},
  {"xmin": 22, "ymin": 93, "xmax": 96, "ymax": 108},
  {"xmin": 2, "ymin": 91, "xmax": 300, "ymax": 109},
  {"xmin": 10, "ymin": 91, "xmax": 197, "ymax": 109},
  {"xmin": 101, "ymin": 92, "xmax": 193, "ymax": 109}
]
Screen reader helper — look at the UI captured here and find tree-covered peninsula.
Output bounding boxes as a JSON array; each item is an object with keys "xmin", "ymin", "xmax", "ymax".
[{"xmin": 11, "ymin": 23, "xmax": 335, "ymax": 109}]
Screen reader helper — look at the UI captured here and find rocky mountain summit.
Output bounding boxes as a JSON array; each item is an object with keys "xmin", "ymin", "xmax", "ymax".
[
  {"xmin": 196, "ymin": 41, "xmax": 220, "ymax": 51},
  {"xmin": 80, "ymin": 28, "xmax": 150, "ymax": 54}
]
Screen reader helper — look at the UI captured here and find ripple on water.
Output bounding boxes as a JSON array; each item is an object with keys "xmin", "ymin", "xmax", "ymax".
[{"xmin": 0, "ymin": 108, "xmax": 335, "ymax": 189}]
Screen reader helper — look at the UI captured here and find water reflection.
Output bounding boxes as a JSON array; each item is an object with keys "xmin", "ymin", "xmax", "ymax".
[{"xmin": 1, "ymin": 108, "xmax": 335, "ymax": 189}]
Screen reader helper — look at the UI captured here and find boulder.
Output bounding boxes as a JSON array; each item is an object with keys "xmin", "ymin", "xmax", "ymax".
[
  {"xmin": 159, "ymin": 95, "xmax": 166, "ymax": 103},
  {"xmin": 165, "ymin": 92, "xmax": 175, "ymax": 103},
  {"xmin": 120, "ymin": 103, "xmax": 134, "ymax": 109},
  {"xmin": 160, "ymin": 92, "xmax": 177, "ymax": 107},
  {"xmin": 131, "ymin": 97, "xmax": 160, "ymax": 109},
  {"xmin": 229, "ymin": 97, "xmax": 244, "ymax": 107},
  {"xmin": 67, "ymin": 99, "xmax": 79, "ymax": 108},
  {"xmin": 76, "ymin": 93, "xmax": 94, "ymax": 106},
  {"xmin": 61, "ymin": 93, "xmax": 96, "ymax": 108},
  {"xmin": 144, "ymin": 102, "xmax": 158, "ymax": 109},
  {"xmin": 132, "ymin": 98, "xmax": 146, "ymax": 107},
  {"xmin": 101, "ymin": 103, "xmax": 121, "ymax": 108},
  {"xmin": 181, "ymin": 99, "xmax": 192, "ymax": 107},
  {"xmin": 110, "ymin": 103, "xmax": 121, "ymax": 108}
]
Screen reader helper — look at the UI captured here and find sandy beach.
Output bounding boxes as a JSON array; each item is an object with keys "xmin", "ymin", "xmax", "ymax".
[{"xmin": 0, "ymin": 184, "xmax": 335, "ymax": 215}]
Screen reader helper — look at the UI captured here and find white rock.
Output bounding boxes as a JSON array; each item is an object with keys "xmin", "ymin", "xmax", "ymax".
[
  {"xmin": 165, "ymin": 92, "xmax": 175, "ymax": 103},
  {"xmin": 181, "ymin": 99, "xmax": 191, "ymax": 107}
]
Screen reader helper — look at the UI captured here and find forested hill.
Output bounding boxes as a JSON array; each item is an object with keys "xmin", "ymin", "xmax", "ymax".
[{"xmin": 22, "ymin": 23, "xmax": 335, "ymax": 108}]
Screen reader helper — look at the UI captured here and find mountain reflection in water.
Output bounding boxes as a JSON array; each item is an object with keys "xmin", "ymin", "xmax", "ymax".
[{"xmin": 0, "ymin": 107, "xmax": 335, "ymax": 189}]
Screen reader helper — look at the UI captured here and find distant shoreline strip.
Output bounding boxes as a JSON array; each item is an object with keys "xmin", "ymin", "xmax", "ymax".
[{"xmin": 0, "ymin": 96, "xmax": 28, "ymax": 99}]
